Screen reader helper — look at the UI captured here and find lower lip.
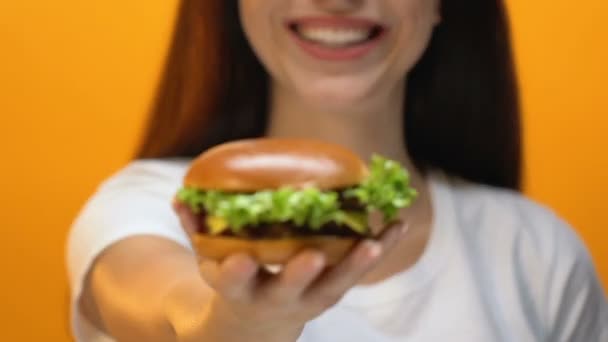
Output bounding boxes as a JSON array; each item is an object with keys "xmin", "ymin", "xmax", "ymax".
[{"xmin": 287, "ymin": 27, "xmax": 387, "ymax": 61}]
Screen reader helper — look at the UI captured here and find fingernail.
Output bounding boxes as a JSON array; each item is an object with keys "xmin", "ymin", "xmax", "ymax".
[
  {"xmin": 365, "ymin": 241, "xmax": 382, "ymax": 259},
  {"xmin": 174, "ymin": 202, "xmax": 185, "ymax": 213},
  {"xmin": 401, "ymin": 224, "xmax": 410, "ymax": 236},
  {"xmin": 311, "ymin": 254, "xmax": 325, "ymax": 270}
]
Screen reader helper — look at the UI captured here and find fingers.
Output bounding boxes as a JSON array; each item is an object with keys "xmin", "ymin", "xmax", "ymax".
[
  {"xmin": 256, "ymin": 250, "xmax": 326, "ymax": 303},
  {"xmin": 304, "ymin": 221, "xmax": 405, "ymax": 304},
  {"xmin": 200, "ymin": 254, "xmax": 260, "ymax": 302}
]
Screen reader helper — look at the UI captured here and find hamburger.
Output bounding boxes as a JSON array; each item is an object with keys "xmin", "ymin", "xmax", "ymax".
[{"xmin": 176, "ymin": 138, "xmax": 417, "ymax": 265}]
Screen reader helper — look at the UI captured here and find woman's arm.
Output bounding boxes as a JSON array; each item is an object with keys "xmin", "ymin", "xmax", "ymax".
[
  {"xmin": 80, "ymin": 235, "xmax": 303, "ymax": 342},
  {"xmin": 80, "ymin": 235, "xmax": 205, "ymax": 341}
]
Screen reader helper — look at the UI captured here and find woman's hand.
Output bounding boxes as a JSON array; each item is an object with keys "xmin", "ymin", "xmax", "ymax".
[{"xmin": 173, "ymin": 202, "xmax": 407, "ymax": 341}]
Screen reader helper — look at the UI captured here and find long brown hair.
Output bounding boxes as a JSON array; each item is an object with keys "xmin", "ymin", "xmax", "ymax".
[{"xmin": 137, "ymin": 0, "xmax": 522, "ymax": 190}]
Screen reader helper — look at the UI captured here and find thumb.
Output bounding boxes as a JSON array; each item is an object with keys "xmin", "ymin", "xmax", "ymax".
[{"xmin": 173, "ymin": 199, "xmax": 199, "ymax": 236}]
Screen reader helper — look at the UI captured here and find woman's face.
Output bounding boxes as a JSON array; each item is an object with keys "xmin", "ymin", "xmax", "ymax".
[{"xmin": 239, "ymin": 0, "xmax": 441, "ymax": 111}]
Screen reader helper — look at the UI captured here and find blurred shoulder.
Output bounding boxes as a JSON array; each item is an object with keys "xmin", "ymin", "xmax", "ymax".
[
  {"xmin": 434, "ymin": 172, "xmax": 606, "ymax": 339},
  {"xmin": 438, "ymin": 172, "xmax": 590, "ymax": 265},
  {"xmin": 100, "ymin": 158, "xmax": 191, "ymax": 190}
]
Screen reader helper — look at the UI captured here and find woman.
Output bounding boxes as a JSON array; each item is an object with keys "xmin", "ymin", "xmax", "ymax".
[{"xmin": 67, "ymin": 0, "xmax": 607, "ymax": 341}]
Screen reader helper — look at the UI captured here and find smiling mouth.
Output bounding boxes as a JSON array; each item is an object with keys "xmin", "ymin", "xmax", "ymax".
[{"xmin": 288, "ymin": 23, "xmax": 385, "ymax": 48}]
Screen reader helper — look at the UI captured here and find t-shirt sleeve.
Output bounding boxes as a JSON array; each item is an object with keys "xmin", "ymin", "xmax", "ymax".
[
  {"xmin": 545, "ymin": 216, "xmax": 608, "ymax": 341},
  {"xmin": 65, "ymin": 160, "xmax": 193, "ymax": 340}
]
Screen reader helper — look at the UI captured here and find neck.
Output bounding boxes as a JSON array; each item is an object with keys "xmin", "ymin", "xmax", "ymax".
[{"xmin": 267, "ymin": 80, "xmax": 414, "ymax": 170}]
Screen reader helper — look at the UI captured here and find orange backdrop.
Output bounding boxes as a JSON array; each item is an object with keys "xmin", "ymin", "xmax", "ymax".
[{"xmin": 1, "ymin": 1, "xmax": 606, "ymax": 340}]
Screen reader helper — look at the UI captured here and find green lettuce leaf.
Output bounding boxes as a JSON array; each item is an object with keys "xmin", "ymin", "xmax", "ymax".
[
  {"xmin": 344, "ymin": 154, "xmax": 418, "ymax": 221},
  {"xmin": 177, "ymin": 155, "xmax": 417, "ymax": 235},
  {"xmin": 177, "ymin": 186, "xmax": 345, "ymax": 233}
]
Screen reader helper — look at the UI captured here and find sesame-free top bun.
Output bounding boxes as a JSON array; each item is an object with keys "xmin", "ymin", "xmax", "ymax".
[{"xmin": 184, "ymin": 138, "xmax": 369, "ymax": 191}]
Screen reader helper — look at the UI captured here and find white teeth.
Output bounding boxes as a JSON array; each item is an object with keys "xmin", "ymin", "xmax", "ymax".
[{"xmin": 297, "ymin": 27, "xmax": 372, "ymax": 46}]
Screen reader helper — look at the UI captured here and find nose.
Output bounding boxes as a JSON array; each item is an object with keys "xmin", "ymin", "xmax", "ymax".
[{"xmin": 312, "ymin": 0, "xmax": 364, "ymax": 13}]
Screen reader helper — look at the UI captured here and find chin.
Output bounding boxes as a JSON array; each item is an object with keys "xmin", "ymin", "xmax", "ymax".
[{"xmin": 296, "ymin": 77, "xmax": 377, "ymax": 113}]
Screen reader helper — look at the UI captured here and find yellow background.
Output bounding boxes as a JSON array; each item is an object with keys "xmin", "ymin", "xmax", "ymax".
[{"xmin": 1, "ymin": 1, "xmax": 606, "ymax": 340}]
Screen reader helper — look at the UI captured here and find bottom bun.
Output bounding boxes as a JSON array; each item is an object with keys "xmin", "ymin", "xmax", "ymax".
[{"xmin": 192, "ymin": 234, "xmax": 359, "ymax": 266}]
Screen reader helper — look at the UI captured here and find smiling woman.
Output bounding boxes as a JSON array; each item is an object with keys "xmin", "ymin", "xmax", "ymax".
[
  {"xmin": 2, "ymin": 0, "xmax": 608, "ymax": 341},
  {"xmin": 64, "ymin": 0, "xmax": 607, "ymax": 341}
]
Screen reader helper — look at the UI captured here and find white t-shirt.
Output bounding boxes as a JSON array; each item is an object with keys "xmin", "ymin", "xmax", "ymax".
[{"xmin": 66, "ymin": 159, "xmax": 608, "ymax": 342}]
